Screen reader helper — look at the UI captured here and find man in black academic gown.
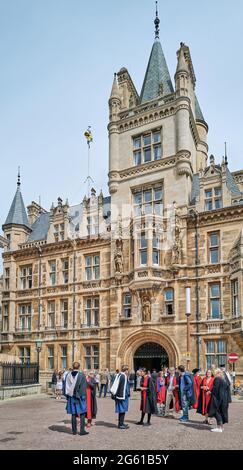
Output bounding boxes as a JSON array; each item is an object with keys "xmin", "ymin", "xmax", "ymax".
[
  {"xmin": 208, "ymin": 368, "xmax": 230, "ymax": 432},
  {"xmin": 220, "ymin": 364, "xmax": 232, "ymax": 403}
]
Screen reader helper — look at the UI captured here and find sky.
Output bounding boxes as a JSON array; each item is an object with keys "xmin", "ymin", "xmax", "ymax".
[{"xmin": 0, "ymin": 0, "xmax": 243, "ymax": 227}]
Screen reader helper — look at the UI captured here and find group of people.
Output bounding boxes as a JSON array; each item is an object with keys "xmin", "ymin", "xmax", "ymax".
[
  {"xmin": 57, "ymin": 362, "xmax": 232, "ymax": 435},
  {"xmin": 111, "ymin": 364, "xmax": 231, "ymax": 432},
  {"xmin": 52, "ymin": 368, "xmax": 122, "ymax": 400}
]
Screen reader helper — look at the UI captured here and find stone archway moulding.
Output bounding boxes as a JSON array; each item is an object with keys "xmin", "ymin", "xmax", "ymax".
[{"xmin": 116, "ymin": 329, "xmax": 180, "ymax": 369}]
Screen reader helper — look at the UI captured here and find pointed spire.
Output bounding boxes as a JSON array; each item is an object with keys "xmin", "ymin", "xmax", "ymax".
[
  {"xmin": 140, "ymin": 40, "xmax": 174, "ymax": 103},
  {"xmin": 110, "ymin": 73, "xmax": 120, "ymax": 99},
  {"xmin": 154, "ymin": 1, "xmax": 160, "ymax": 39},
  {"xmin": 140, "ymin": 3, "xmax": 173, "ymax": 103},
  {"xmin": 3, "ymin": 171, "xmax": 30, "ymax": 229}
]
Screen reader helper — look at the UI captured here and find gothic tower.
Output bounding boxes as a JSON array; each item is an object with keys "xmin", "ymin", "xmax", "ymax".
[
  {"xmin": 108, "ymin": 10, "xmax": 208, "ymax": 215},
  {"xmin": 2, "ymin": 171, "xmax": 31, "ymax": 251}
]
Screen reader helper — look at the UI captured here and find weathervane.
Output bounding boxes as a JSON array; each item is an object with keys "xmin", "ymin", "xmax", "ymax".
[
  {"xmin": 154, "ymin": 1, "xmax": 160, "ymax": 39},
  {"xmin": 17, "ymin": 166, "xmax": 21, "ymax": 188}
]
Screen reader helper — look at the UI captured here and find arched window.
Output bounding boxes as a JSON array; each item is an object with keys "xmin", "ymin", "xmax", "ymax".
[{"xmin": 164, "ymin": 288, "xmax": 174, "ymax": 315}]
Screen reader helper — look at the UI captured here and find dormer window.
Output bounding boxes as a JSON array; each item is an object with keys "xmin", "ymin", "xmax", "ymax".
[
  {"xmin": 205, "ymin": 187, "xmax": 222, "ymax": 211},
  {"xmin": 54, "ymin": 223, "xmax": 64, "ymax": 242},
  {"xmin": 87, "ymin": 215, "xmax": 99, "ymax": 236},
  {"xmin": 133, "ymin": 130, "xmax": 162, "ymax": 166}
]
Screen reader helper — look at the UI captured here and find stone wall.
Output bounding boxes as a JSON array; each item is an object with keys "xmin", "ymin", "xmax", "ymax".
[{"xmin": 0, "ymin": 383, "xmax": 42, "ymax": 400}]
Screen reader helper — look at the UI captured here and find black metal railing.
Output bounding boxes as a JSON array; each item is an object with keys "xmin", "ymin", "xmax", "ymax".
[{"xmin": 0, "ymin": 362, "xmax": 39, "ymax": 387}]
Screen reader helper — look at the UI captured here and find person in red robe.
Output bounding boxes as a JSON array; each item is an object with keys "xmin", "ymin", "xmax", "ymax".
[
  {"xmin": 192, "ymin": 368, "xmax": 202, "ymax": 410},
  {"xmin": 136, "ymin": 368, "xmax": 157, "ymax": 426},
  {"xmin": 197, "ymin": 369, "xmax": 214, "ymax": 424},
  {"xmin": 156, "ymin": 372, "xmax": 167, "ymax": 415},
  {"xmin": 85, "ymin": 372, "xmax": 97, "ymax": 428}
]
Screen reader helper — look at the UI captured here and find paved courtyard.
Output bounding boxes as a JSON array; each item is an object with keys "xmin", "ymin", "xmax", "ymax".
[{"xmin": 0, "ymin": 393, "xmax": 242, "ymax": 450}]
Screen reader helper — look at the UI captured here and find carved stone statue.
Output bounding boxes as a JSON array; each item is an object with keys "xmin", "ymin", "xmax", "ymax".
[
  {"xmin": 171, "ymin": 240, "xmax": 181, "ymax": 265},
  {"xmin": 142, "ymin": 296, "xmax": 151, "ymax": 322},
  {"xmin": 171, "ymin": 202, "xmax": 181, "ymax": 265},
  {"xmin": 114, "ymin": 238, "xmax": 123, "ymax": 273}
]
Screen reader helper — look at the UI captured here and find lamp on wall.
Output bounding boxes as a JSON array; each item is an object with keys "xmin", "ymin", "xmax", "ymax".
[{"xmin": 35, "ymin": 339, "xmax": 43, "ymax": 383}]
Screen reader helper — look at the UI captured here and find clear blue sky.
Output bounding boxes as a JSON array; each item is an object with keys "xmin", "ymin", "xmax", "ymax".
[{"xmin": 0, "ymin": 0, "xmax": 243, "ymax": 226}]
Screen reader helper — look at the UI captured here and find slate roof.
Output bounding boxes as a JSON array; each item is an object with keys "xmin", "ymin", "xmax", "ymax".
[
  {"xmin": 190, "ymin": 166, "xmax": 242, "ymax": 206},
  {"xmin": 27, "ymin": 196, "xmax": 111, "ymax": 243},
  {"xmin": 226, "ymin": 167, "xmax": 242, "ymax": 196},
  {"xmin": 195, "ymin": 95, "xmax": 205, "ymax": 122},
  {"xmin": 4, "ymin": 186, "xmax": 30, "ymax": 228},
  {"xmin": 140, "ymin": 38, "xmax": 174, "ymax": 104},
  {"xmin": 27, "ymin": 212, "xmax": 50, "ymax": 242},
  {"xmin": 190, "ymin": 173, "xmax": 200, "ymax": 205}
]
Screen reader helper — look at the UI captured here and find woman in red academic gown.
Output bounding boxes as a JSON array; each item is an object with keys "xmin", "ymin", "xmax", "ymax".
[
  {"xmin": 192, "ymin": 368, "xmax": 202, "ymax": 410},
  {"xmin": 85, "ymin": 372, "xmax": 97, "ymax": 427},
  {"xmin": 197, "ymin": 369, "xmax": 214, "ymax": 424},
  {"xmin": 156, "ymin": 372, "xmax": 167, "ymax": 415},
  {"xmin": 136, "ymin": 368, "xmax": 157, "ymax": 426}
]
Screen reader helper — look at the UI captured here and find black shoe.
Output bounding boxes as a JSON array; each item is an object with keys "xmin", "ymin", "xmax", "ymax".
[
  {"xmin": 72, "ymin": 431, "xmax": 77, "ymax": 435},
  {"xmin": 80, "ymin": 431, "xmax": 89, "ymax": 436},
  {"xmin": 135, "ymin": 421, "xmax": 144, "ymax": 425},
  {"xmin": 143, "ymin": 422, "xmax": 151, "ymax": 426},
  {"xmin": 118, "ymin": 425, "xmax": 128, "ymax": 429}
]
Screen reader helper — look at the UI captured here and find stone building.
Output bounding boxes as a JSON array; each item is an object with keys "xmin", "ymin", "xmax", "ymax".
[
  {"xmin": 0, "ymin": 10, "xmax": 243, "ymax": 383},
  {"xmin": 0, "ymin": 274, "xmax": 3, "ymax": 342}
]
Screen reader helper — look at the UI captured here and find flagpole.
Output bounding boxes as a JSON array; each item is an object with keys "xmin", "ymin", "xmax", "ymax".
[
  {"xmin": 87, "ymin": 141, "xmax": 91, "ymax": 198},
  {"xmin": 84, "ymin": 126, "xmax": 94, "ymax": 197}
]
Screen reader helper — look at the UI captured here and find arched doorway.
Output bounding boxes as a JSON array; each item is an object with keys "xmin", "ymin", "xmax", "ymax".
[
  {"xmin": 133, "ymin": 342, "xmax": 169, "ymax": 372},
  {"xmin": 116, "ymin": 329, "xmax": 179, "ymax": 370}
]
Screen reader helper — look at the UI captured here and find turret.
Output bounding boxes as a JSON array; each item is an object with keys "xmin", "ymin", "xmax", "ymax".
[
  {"xmin": 108, "ymin": 74, "xmax": 121, "ymax": 194},
  {"xmin": 175, "ymin": 44, "xmax": 190, "ymax": 97},
  {"xmin": 109, "ymin": 73, "xmax": 121, "ymax": 122},
  {"xmin": 2, "ymin": 170, "xmax": 31, "ymax": 250},
  {"xmin": 117, "ymin": 68, "xmax": 139, "ymax": 110},
  {"xmin": 195, "ymin": 95, "xmax": 209, "ymax": 171},
  {"xmin": 174, "ymin": 45, "xmax": 191, "ymax": 157}
]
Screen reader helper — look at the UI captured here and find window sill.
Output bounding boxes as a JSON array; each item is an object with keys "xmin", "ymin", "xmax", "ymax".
[
  {"xmin": 119, "ymin": 316, "xmax": 132, "ymax": 321},
  {"xmin": 160, "ymin": 314, "xmax": 176, "ymax": 320},
  {"xmin": 133, "ymin": 157, "xmax": 163, "ymax": 168},
  {"xmin": 81, "ymin": 324, "xmax": 100, "ymax": 329},
  {"xmin": 206, "ymin": 316, "xmax": 224, "ymax": 321},
  {"xmin": 15, "ymin": 328, "xmax": 31, "ymax": 332},
  {"xmin": 205, "ymin": 263, "xmax": 221, "ymax": 267}
]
